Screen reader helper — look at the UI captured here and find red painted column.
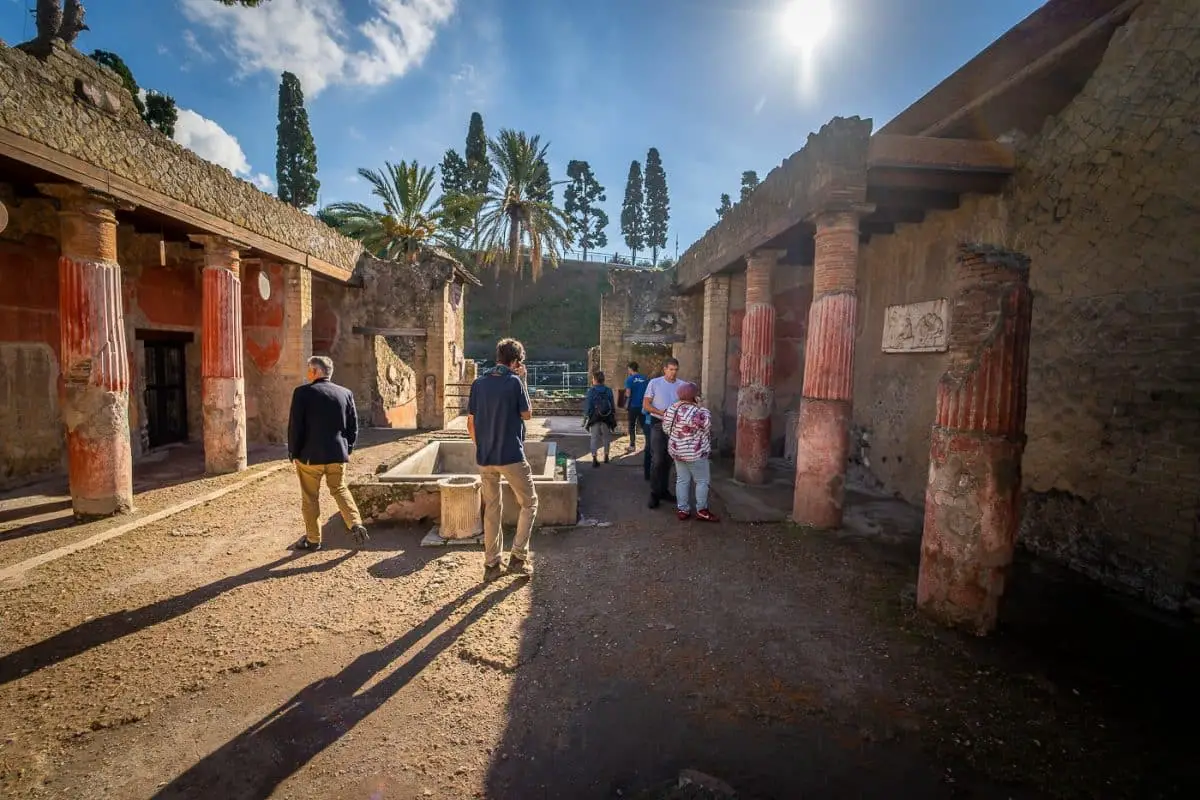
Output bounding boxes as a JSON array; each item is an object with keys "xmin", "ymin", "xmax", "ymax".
[
  {"xmin": 39, "ymin": 184, "xmax": 134, "ymax": 519},
  {"xmin": 734, "ymin": 249, "xmax": 782, "ymax": 484},
  {"xmin": 918, "ymin": 245, "xmax": 1033, "ymax": 635},
  {"xmin": 194, "ymin": 235, "xmax": 248, "ymax": 474},
  {"xmin": 792, "ymin": 209, "xmax": 865, "ymax": 528}
]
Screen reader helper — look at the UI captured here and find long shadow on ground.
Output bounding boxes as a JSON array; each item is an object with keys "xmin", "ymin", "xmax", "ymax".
[
  {"xmin": 152, "ymin": 580, "xmax": 525, "ymax": 799},
  {"xmin": 484, "ymin": 443, "xmax": 1199, "ymax": 799},
  {"xmin": 0, "ymin": 552, "xmax": 356, "ymax": 686}
]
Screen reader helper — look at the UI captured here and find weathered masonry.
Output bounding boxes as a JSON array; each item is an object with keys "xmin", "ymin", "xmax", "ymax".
[
  {"xmin": 0, "ymin": 41, "xmax": 476, "ymax": 515},
  {"xmin": 652, "ymin": 0, "xmax": 1198, "ymax": 629}
]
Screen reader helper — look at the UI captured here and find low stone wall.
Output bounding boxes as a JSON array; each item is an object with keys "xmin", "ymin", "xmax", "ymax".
[
  {"xmin": 350, "ymin": 459, "xmax": 580, "ymax": 527},
  {"xmin": 530, "ymin": 396, "xmax": 585, "ymax": 417}
]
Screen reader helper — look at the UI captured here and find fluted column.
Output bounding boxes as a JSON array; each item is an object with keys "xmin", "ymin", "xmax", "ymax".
[
  {"xmin": 193, "ymin": 235, "xmax": 248, "ymax": 474},
  {"xmin": 39, "ymin": 184, "xmax": 134, "ymax": 519},
  {"xmin": 918, "ymin": 245, "xmax": 1033, "ymax": 635},
  {"xmin": 734, "ymin": 249, "xmax": 783, "ymax": 484},
  {"xmin": 792, "ymin": 208, "xmax": 868, "ymax": 528}
]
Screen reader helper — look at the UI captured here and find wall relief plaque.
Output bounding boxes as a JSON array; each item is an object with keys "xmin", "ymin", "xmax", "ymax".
[{"xmin": 882, "ymin": 299, "xmax": 949, "ymax": 353}]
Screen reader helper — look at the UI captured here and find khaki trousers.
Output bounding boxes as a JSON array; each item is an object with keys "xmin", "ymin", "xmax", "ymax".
[
  {"xmin": 296, "ymin": 462, "xmax": 363, "ymax": 543},
  {"xmin": 479, "ymin": 460, "xmax": 538, "ymax": 567}
]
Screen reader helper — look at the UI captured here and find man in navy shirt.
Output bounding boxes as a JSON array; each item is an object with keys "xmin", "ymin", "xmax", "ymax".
[
  {"xmin": 467, "ymin": 338, "xmax": 538, "ymax": 582},
  {"xmin": 623, "ymin": 361, "xmax": 648, "ymax": 451}
]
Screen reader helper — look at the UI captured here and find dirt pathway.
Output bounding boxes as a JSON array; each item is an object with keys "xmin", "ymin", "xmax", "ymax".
[{"xmin": 0, "ymin": 431, "xmax": 1195, "ymax": 799}]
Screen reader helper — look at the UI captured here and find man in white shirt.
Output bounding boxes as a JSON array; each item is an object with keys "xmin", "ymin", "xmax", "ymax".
[{"xmin": 641, "ymin": 358, "xmax": 684, "ymax": 508}]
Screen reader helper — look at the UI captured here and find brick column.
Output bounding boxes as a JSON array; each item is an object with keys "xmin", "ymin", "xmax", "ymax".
[
  {"xmin": 194, "ymin": 235, "xmax": 248, "ymax": 474},
  {"xmin": 734, "ymin": 250, "xmax": 783, "ymax": 484},
  {"xmin": 792, "ymin": 209, "xmax": 867, "ymax": 528},
  {"xmin": 700, "ymin": 275, "xmax": 731, "ymax": 450},
  {"xmin": 918, "ymin": 245, "xmax": 1033, "ymax": 635},
  {"xmin": 40, "ymin": 184, "xmax": 133, "ymax": 519}
]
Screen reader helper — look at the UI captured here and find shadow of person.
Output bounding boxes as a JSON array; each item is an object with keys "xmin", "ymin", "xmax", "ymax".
[
  {"xmin": 151, "ymin": 579, "xmax": 524, "ymax": 800},
  {"xmin": 0, "ymin": 551, "xmax": 356, "ymax": 686}
]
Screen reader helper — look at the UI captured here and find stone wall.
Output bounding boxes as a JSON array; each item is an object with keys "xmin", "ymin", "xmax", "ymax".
[
  {"xmin": 0, "ymin": 42, "xmax": 362, "ymax": 274},
  {"xmin": 854, "ymin": 0, "xmax": 1200, "ymax": 611},
  {"xmin": 313, "ymin": 251, "xmax": 471, "ymax": 432},
  {"xmin": 599, "ymin": 268, "xmax": 677, "ymax": 384}
]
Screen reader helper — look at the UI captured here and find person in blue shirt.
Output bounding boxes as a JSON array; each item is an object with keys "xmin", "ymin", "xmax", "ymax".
[
  {"xmin": 624, "ymin": 362, "xmax": 649, "ymax": 450},
  {"xmin": 467, "ymin": 338, "xmax": 537, "ymax": 582},
  {"xmin": 583, "ymin": 371, "xmax": 617, "ymax": 468}
]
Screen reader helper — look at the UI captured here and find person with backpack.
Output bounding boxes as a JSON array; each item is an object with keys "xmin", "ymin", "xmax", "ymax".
[{"xmin": 583, "ymin": 371, "xmax": 617, "ymax": 468}]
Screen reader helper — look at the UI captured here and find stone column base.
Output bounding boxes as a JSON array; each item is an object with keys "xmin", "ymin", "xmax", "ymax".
[
  {"xmin": 791, "ymin": 397, "xmax": 851, "ymax": 529},
  {"xmin": 917, "ymin": 428, "xmax": 1023, "ymax": 635},
  {"xmin": 64, "ymin": 385, "xmax": 134, "ymax": 519},
  {"xmin": 734, "ymin": 385, "xmax": 772, "ymax": 485},
  {"xmin": 203, "ymin": 376, "xmax": 248, "ymax": 474}
]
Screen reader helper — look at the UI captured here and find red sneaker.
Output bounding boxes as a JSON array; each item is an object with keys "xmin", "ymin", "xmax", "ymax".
[
  {"xmin": 696, "ymin": 508, "xmax": 720, "ymax": 522},
  {"xmin": 676, "ymin": 510, "xmax": 691, "ymax": 521}
]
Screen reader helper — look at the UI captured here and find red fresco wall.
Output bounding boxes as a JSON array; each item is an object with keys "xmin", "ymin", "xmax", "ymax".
[
  {"xmin": 242, "ymin": 262, "xmax": 285, "ymax": 374},
  {"xmin": 0, "ymin": 237, "xmax": 61, "ymax": 356}
]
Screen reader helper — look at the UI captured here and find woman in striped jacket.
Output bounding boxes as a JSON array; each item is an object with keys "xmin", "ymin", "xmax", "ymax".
[{"xmin": 662, "ymin": 381, "xmax": 719, "ymax": 522}]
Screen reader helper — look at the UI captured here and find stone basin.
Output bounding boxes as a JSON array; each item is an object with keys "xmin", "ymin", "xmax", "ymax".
[{"xmin": 350, "ymin": 440, "xmax": 579, "ymax": 527}]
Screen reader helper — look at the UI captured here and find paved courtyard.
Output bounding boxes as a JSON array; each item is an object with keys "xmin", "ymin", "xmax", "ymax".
[{"xmin": 0, "ymin": 426, "xmax": 1195, "ymax": 799}]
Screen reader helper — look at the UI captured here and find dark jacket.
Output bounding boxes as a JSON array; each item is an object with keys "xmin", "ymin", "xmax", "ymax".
[
  {"xmin": 584, "ymin": 385, "xmax": 617, "ymax": 430},
  {"xmin": 287, "ymin": 378, "xmax": 358, "ymax": 465}
]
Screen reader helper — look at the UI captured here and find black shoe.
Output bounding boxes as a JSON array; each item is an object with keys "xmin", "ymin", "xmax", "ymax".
[
  {"xmin": 295, "ymin": 537, "xmax": 322, "ymax": 551},
  {"xmin": 592, "ymin": 460, "xmax": 600, "ymax": 469},
  {"xmin": 648, "ymin": 495, "xmax": 660, "ymax": 509},
  {"xmin": 604, "ymin": 454, "xmax": 610, "ymax": 464}
]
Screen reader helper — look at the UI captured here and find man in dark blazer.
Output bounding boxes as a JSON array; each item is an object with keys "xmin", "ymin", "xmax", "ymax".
[{"xmin": 287, "ymin": 356, "xmax": 369, "ymax": 551}]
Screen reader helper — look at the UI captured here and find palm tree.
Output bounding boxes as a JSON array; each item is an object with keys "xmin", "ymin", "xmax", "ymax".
[
  {"xmin": 475, "ymin": 130, "xmax": 574, "ymax": 329},
  {"xmin": 320, "ymin": 161, "xmax": 448, "ymax": 263}
]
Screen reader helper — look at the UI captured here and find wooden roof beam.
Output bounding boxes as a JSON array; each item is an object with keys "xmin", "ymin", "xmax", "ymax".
[{"xmin": 868, "ymin": 135, "xmax": 1015, "ymax": 174}]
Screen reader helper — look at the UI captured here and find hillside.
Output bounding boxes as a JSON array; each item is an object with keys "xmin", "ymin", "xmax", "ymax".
[{"xmin": 465, "ymin": 258, "xmax": 612, "ymax": 362}]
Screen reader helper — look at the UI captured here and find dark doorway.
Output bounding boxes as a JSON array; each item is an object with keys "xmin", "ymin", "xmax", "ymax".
[{"xmin": 143, "ymin": 339, "xmax": 189, "ymax": 448}]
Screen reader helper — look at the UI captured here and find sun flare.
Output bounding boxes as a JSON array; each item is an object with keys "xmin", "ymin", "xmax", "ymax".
[{"xmin": 781, "ymin": 0, "xmax": 834, "ymax": 52}]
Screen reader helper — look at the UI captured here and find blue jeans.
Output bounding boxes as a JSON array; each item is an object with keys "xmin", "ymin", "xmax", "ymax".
[{"xmin": 674, "ymin": 458, "xmax": 711, "ymax": 512}]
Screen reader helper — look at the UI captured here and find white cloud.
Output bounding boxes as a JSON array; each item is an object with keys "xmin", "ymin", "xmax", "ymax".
[
  {"xmin": 173, "ymin": 108, "xmax": 274, "ymax": 195},
  {"xmin": 178, "ymin": 0, "xmax": 458, "ymax": 96}
]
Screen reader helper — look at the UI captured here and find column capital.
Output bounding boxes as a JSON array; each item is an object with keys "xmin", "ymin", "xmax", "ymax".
[
  {"xmin": 37, "ymin": 183, "xmax": 133, "ymax": 220},
  {"xmin": 189, "ymin": 233, "xmax": 250, "ymax": 253},
  {"xmin": 744, "ymin": 248, "xmax": 787, "ymax": 269},
  {"xmin": 811, "ymin": 203, "xmax": 875, "ymax": 230}
]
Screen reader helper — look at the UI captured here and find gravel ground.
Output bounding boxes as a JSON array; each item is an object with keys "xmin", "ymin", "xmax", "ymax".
[{"xmin": 0, "ymin": 430, "xmax": 1195, "ymax": 799}]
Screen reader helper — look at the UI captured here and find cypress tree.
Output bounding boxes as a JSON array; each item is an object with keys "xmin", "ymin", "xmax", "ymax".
[
  {"xmin": 643, "ymin": 147, "xmax": 669, "ymax": 265},
  {"xmin": 564, "ymin": 160, "xmax": 609, "ymax": 260},
  {"xmin": 620, "ymin": 160, "xmax": 646, "ymax": 265},
  {"xmin": 276, "ymin": 71, "xmax": 320, "ymax": 208}
]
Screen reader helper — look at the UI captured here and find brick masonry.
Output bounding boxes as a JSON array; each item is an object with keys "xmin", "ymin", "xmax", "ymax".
[{"xmin": 855, "ymin": 0, "xmax": 1200, "ymax": 612}]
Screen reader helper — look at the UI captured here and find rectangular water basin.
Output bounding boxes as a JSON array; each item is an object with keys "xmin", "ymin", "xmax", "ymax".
[
  {"xmin": 381, "ymin": 440, "xmax": 559, "ymax": 482},
  {"xmin": 352, "ymin": 440, "xmax": 578, "ymax": 527}
]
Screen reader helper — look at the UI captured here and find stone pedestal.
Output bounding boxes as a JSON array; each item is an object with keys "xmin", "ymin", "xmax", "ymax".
[
  {"xmin": 195, "ymin": 235, "xmax": 248, "ymax": 474},
  {"xmin": 437, "ymin": 476, "xmax": 483, "ymax": 539},
  {"xmin": 40, "ymin": 184, "xmax": 134, "ymax": 519},
  {"xmin": 734, "ymin": 250, "xmax": 782, "ymax": 484},
  {"xmin": 917, "ymin": 245, "xmax": 1033, "ymax": 635},
  {"xmin": 793, "ymin": 210, "xmax": 866, "ymax": 528}
]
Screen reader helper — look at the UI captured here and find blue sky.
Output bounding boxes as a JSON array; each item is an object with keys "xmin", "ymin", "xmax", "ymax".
[{"xmin": 2, "ymin": 0, "xmax": 1044, "ymax": 258}]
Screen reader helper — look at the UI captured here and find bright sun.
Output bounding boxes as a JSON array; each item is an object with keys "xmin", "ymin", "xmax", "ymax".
[{"xmin": 781, "ymin": 0, "xmax": 834, "ymax": 51}]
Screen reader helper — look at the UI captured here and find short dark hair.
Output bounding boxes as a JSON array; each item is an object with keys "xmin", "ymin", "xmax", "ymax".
[
  {"xmin": 593, "ymin": 371, "xmax": 606, "ymax": 384},
  {"xmin": 496, "ymin": 338, "xmax": 526, "ymax": 366},
  {"xmin": 627, "ymin": 361, "xmax": 639, "ymax": 372},
  {"xmin": 664, "ymin": 357, "xmax": 679, "ymax": 368}
]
